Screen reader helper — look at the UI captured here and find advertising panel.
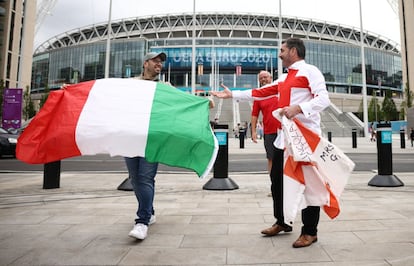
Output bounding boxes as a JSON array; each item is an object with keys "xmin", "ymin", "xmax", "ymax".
[
  {"xmin": 2, "ymin": 88, "xmax": 23, "ymax": 130},
  {"xmin": 154, "ymin": 47, "xmax": 277, "ymax": 69}
]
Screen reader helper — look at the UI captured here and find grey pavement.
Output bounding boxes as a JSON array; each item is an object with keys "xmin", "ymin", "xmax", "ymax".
[{"xmin": 1, "ymin": 136, "xmax": 414, "ymax": 265}]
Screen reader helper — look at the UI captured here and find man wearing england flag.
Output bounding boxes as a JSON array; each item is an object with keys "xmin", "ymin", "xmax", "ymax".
[{"xmin": 211, "ymin": 38, "xmax": 330, "ymax": 248}]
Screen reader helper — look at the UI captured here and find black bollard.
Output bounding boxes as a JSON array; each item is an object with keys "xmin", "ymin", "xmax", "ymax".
[
  {"xmin": 327, "ymin": 131, "xmax": 332, "ymax": 142},
  {"xmin": 352, "ymin": 128, "xmax": 357, "ymax": 148},
  {"xmin": 203, "ymin": 124, "xmax": 238, "ymax": 190},
  {"xmin": 238, "ymin": 128, "xmax": 245, "ymax": 149},
  {"xmin": 368, "ymin": 122, "xmax": 404, "ymax": 187},
  {"xmin": 400, "ymin": 129, "xmax": 406, "ymax": 149},
  {"xmin": 43, "ymin": 161, "xmax": 61, "ymax": 189},
  {"xmin": 117, "ymin": 177, "xmax": 133, "ymax": 191}
]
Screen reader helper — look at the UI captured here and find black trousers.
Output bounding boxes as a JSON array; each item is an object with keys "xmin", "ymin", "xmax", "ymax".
[{"xmin": 270, "ymin": 146, "xmax": 320, "ymax": 236}]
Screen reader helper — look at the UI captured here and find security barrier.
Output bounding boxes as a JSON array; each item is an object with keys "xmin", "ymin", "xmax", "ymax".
[
  {"xmin": 368, "ymin": 122, "xmax": 404, "ymax": 187},
  {"xmin": 43, "ymin": 161, "xmax": 61, "ymax": 189},
  {"xmin": 203, "ymin": 124, "xmax": 239, "ymax": 190},
  {"xmin": 352, "ymin": 128, "xmax": 357, "ymax": 148}
]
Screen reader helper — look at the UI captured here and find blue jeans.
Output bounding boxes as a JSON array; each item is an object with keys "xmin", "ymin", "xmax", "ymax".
[{"xmin": 124, "ymin": 156, "xmax": 158, "ymax": 225}]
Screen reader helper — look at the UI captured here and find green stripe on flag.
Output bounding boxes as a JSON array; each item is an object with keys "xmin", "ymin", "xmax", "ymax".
[{"xmin": 145, "ymin": 82, "xmax": 216, "ymax": 177}]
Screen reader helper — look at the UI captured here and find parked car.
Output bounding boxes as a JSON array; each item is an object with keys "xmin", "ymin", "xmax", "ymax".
[{"xmin": 0, "ymin": 127, "xmax": 18, "ymax": 157}]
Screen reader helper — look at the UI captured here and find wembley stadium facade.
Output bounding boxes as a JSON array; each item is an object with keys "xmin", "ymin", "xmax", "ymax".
[{"xmin": 32, "ymin": 12, "xmax": 402, "ymax": 102}]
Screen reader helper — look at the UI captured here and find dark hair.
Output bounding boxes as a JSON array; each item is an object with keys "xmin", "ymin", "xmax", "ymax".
[{"xmin": 283, "ymin": 38, "xmax": 306, "ymax": 59}]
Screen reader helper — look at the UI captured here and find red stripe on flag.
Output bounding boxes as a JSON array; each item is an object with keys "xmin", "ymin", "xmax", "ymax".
[
  {"xmin": 323, "ymin": 184, "xmax": 340, "ymax": 219},
  {"xmin": 284, "ymin": 155, "xmax": 316, "ymax": 185},
  {"xmin": 292, "ymin": 118, "xmax": 320, "ymax": 151},
  {"xmin": 284, "ymin": 155, "xmax": 305, "ymax": 184},
  {"xmin": 16, "ymin": 80, "xmax": 96, "ymax": 164}
]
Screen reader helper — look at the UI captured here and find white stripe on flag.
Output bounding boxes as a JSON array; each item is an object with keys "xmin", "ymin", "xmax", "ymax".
[{"xmin": 76, "ymin": 78, "xmax": 156, "ymax": 157}]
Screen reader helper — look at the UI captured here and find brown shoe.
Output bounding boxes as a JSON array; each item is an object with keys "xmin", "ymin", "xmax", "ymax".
[
  {"xmin": 261, "ymin": 224, "xmax": 292, "ymax": 236},
  {"xmin": 292, "ymin": 234, "xmax": 318, "ymax": 248}
]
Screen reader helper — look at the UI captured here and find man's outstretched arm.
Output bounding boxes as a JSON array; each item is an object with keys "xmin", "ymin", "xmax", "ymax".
[{"xmin": 210, "ymin": 83, "xmax": 233, "ymax": 99}]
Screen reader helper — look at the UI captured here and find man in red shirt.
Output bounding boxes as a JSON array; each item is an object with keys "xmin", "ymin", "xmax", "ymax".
[{"xmin": 251, "ymin": 70, "xmax": 281, "ymax": 173}]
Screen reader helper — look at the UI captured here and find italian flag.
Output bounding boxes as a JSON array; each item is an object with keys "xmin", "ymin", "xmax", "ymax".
[{"xmin": 17, "ymin": 78, "xmax": 218, "ymax": 178}]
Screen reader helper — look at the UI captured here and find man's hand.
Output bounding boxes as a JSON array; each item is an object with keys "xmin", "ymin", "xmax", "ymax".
[
  {"xmin": 251, "ymin": 130, "xmax": 258, "ymax": 143},
  {"xmin": 210, "ymin": 83, "xmax": 233, "ymax": 99},
  {"xmin": 280, "ymin": 105, "xmax": 302, "ymax": 119}
]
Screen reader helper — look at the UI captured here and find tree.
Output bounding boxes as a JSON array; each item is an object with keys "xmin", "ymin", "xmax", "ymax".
[
  {"xmin": 23, "ymin": 86, "xmax": 36, "ymax": 120},
  {"xmin": 405, "ymin": 82, "xmax": 413, "ymax": 108},
  {"xmin": 400, "ymin": 82, "xmax": 413, "ymax": 120},
  {"xmin": 368, "ymin": 92, "xmax": 381, "ymax": 122},
  {"xmin": 39, "ymin": 84, "xmax": 50, "ymax": 109},
  {"xmin": 399, "ymin": 105, "xmax": 406, "ymax": 120},
  {"xmin": 382, "ymin": 90, "xmax": 398, "ymax": 121}
]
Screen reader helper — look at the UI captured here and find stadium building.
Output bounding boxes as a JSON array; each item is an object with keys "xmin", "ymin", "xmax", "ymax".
[{"xmin": 31, "ymin": 12, "xmax": 403, "ymax": 135}]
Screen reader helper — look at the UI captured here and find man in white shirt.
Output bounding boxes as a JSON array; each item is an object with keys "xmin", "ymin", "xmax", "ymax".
[{"xmin": 211, "ymin": 38, "xmax": 330, "ymax": 248}]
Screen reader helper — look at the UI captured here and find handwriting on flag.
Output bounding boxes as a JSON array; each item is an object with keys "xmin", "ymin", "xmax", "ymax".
[
  {"xmin": 286, "ymin": 119, "xmax": 346, "ymax": 165},
  {"xmin": 287, "ymin": 122, "xmax": 312, "ymax": 161},
  {"xmin": 319, "ymin": 143, "xmax": 343, "ymax": 163}
]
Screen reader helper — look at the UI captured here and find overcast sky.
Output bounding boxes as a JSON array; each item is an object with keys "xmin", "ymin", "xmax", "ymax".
[{"xmin": 35, "ymin": 0, "xmax": 400, "ymax": 49}]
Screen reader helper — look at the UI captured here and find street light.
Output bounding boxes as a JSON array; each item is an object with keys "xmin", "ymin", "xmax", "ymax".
[
  {"xmin": 374, "ymin": 89, "xmax": 378, "ymax": 122},
  {"xmin": 104, "ymin": 0, "xmax": 112, "ymax": 79},
  {"xmin": 278, "ymin": 0, "xmax": 282, "ymax": 79},
  {"xmin": 191, "ymin": 0, "xmax": 196, "ymax": 95},
  {"xmin": 358, "ymin": 0, "xmax": 369, "ymax": 138}
]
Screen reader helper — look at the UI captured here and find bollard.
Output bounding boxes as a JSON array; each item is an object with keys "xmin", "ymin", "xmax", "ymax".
[
  {"xmin": 368, "ymin": 122, "xmax": 404, "ymax": 187},
  {"xmin": 203, "ymin": 124, "xmax": 238, "ymax": 190},
  {"xmin": 213, "ymin": 125, "xmax": 228, "ymax": 178},
  {"xmin": 43, "ymin": 161, "xmax": 61, "ymax": 189},
  {"xmin": 400, "ymin": 129, "xmax": 406, "ymax": 149},
  {"xmin": 352, "ymin": 128, "xmax": 357, "ymax": 148},
  {"xmin": 117, "ymin": 176, "xmax": 133, "ymax": 191},
  {"xmin": 238, "ymin": 128, "xmax": 245, "ymax": 149},
  {"xmin": 327, "ymin": 131, "xmax": 332, "ymax": 142}
]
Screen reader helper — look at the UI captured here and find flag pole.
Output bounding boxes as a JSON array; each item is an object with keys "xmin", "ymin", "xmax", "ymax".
[
  {"xmin": 104, "ymin": 0, "xmax": 112, "ymax": 79},
  {"xmin": 191, "ymin": 0, "xmax": 196, "ymax": 95},
  {"xmin": 278, "ymin": 0, "xmax": 283, "ymax": 78},
  {"xmin": 359, "ymin": 0, "xmax": 369, "ymax": 137}
]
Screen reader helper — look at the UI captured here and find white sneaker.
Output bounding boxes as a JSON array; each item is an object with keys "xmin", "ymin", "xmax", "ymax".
[
  {"xmin": 149, "ymin": 215, "xmax": 156, "ymax": 225},
  {"xmin": 128, "ymin": 223, "xmax": 148, "ymax": 240}
]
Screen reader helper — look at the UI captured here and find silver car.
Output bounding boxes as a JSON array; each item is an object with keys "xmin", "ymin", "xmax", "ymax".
[{"xmin": 0, "ymin": 127, "xmax": 18, "ymax": 158}]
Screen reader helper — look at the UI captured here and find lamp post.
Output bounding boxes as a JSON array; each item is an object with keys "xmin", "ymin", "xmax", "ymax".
[
  {"xmin": 277, "ymin": 0, "xmax": 283, "ymax": 78},
  {"xmin": 104, "ymin": 0, "xmax": 112, "ymax": 79},
  {"xmin": 191, "ymin": 0, "xmax": 196, "ymax": 95},
  {"xmin": 359, "ymin": 0, "xmax": 369, "ymax": 137},
  {"xmin": 374, "ymin": 90, "xmax": 378, "ymax": 122}
]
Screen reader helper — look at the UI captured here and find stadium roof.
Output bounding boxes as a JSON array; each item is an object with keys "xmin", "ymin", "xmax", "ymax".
[{"xmin": 34, "ymin": 12, "xmax": 400, "ymax": 54}]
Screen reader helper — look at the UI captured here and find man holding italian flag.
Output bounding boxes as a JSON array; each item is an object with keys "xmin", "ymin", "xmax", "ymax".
[
  {"xmin": 16, "ymin": 52, "xmax": 218, "ymax": 240},
  {"xmin": 125, "ymin": 52, "xmax": 171, "ymax": 240}
]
